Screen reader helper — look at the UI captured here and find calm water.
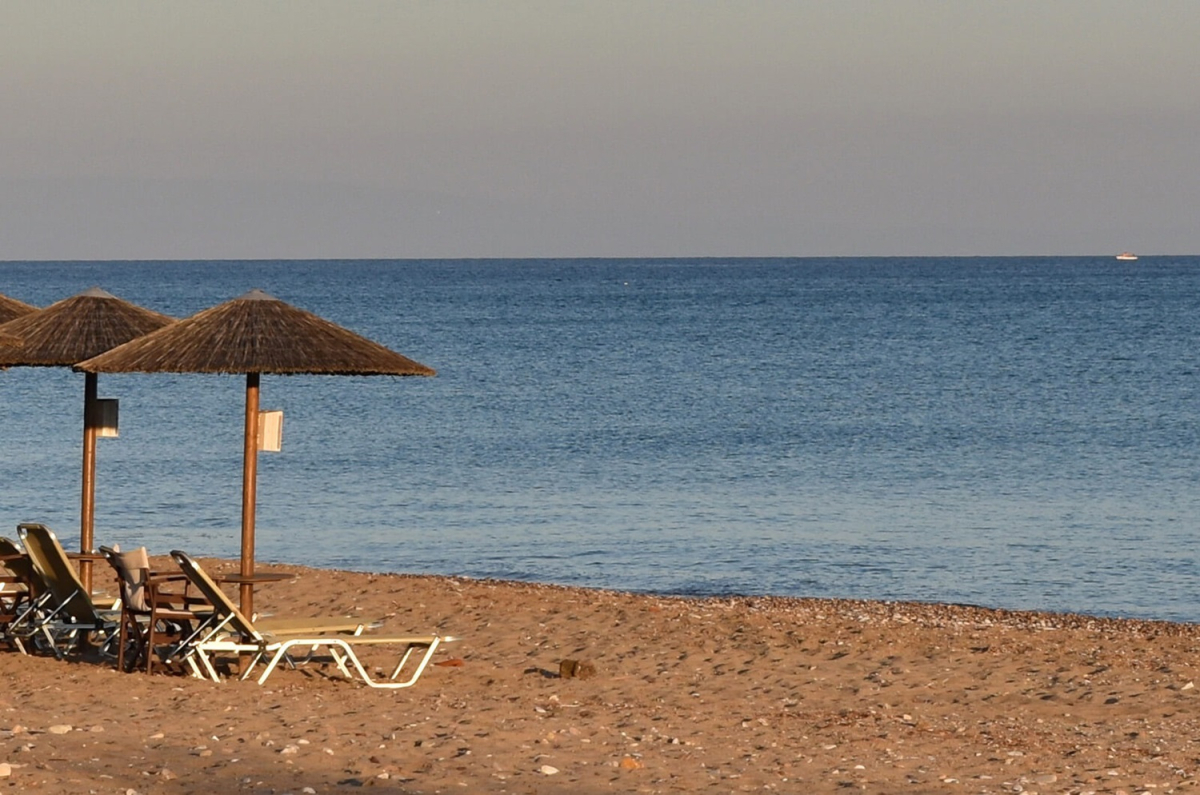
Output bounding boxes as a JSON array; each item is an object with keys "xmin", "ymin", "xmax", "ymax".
[{"xmin": 2, "ymin": 257, "xmax": 1200, "ymax": 621}]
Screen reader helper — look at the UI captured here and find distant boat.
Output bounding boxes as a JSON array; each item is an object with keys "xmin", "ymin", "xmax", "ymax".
[{"xmin": 1115, "ymin": 252, "xmax": 1138, "ymax": 261}]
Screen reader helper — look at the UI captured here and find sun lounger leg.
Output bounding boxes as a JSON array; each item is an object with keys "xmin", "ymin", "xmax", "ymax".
[
  {"xmin": 285, "ymin": 644, "xmax": 321, "ymax": 666},
  {"xmin": 5, "ymin": 628, "xmax": 30, "ymax": 655},
  {"xmin": 255, "ymin": 647, "xmax": 291, "ymax": 684},
  {"xmin": 8, "ymin": 592, "xmax": 51, "ymax": 634},
  {"xmin": 316, "ymin": 638, "xmax": 442, "ymax": 690},
  {"xmin": 195, "ymin": 648, "xmax": 223, "ymax": 682},
  {"xmin": 253, "ymin": 641, "xmax": 355, "ymax": 684},
  {"xmin": 388, "ymin": 638, "xmax": 440, "ymax": 687},
  {"xmin": 254, "ymin": 639, "xmax": 438, "ymax": 688},
  {"xmin": 38, "ymin": 626, "xmax": 62, "ymax": 658},
  {"xmin": 389, "ymin": 646, "xmax": 411, "ymax": 679},
  {"xmin": 238, "ymin": 651, "xmax": 268, "ymax": 681},
  {"xmin": 162, "ymin": 613, "xmax": 236, "ymax": 679},
  {"xmin": 389, "ymin": 644, "xmax": 417, "ymax": 680},
  {"xmin": 184, "ymin": 655, "xmax": 205, "ymax": 680},
  {"xmin": 328, "ymin": 646, "xmax": 354, "ymax": 679}
]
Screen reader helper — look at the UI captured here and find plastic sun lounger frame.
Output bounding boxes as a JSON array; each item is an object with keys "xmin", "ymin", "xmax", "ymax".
[
  {"xmin": 16, "ymin": 523, "xmax": 119, "ymax": 659},
  {"xmin": 156, "ymin": 590, "xmax": 375, "ymax": 677},
  {"xmin": 168, "ymin": 550, "xmax": 456, "ymax": 688}
]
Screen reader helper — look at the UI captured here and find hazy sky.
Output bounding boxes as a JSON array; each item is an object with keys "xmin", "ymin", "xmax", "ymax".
[{"xmin": 2, "ymin": 1, "xmax": 1197, "ymax": 259}]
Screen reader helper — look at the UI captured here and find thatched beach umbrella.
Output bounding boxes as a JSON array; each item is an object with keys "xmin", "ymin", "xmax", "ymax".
[
  {"xmin": 0, "ymin": 292, "xmax": 37, "ymax": 325},
  {"xmin": 0, "ymin": 288, "xmax": 174, "ymax": 589},
  {"xmin": 77, "ymin": 289, "xmax": 435, "ymax": 615},
  {"xmin": 0, "ymin": 292, "xmax": 36, "ymax": 346}
]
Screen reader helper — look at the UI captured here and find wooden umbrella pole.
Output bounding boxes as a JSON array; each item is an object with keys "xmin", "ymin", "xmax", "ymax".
[
  {"xmin": 240, "ymin": 372, "xmax": 260, "ymax": 617},
  {"xmin": 80, "ymin": 372, "xmax": 98, "ymax": 592}
]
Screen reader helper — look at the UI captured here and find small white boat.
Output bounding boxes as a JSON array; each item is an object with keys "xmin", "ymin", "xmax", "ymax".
[{"xmin": 1115, "ymin": 252, "xmax": 1138, "ymax": 261}]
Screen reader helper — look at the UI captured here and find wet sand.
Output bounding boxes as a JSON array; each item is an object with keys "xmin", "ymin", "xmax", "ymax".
[{"xmin": 3, "ymin": 557, "xmax": 1200, "ymax": 794}]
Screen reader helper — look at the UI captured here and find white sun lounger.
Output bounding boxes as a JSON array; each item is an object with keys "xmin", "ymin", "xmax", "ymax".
[{"xmin": 168, "ymin": 550, "xmax": 457, "ymax": 688}]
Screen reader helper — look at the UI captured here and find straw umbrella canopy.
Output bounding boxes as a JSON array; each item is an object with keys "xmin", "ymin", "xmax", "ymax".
[
  {"xmin": 0, "ymin": 293, "xmax": 36, "ymax": 344},
  {"xmin": 0, "ymin": 287, "xmax": 174, "ymax": 589},
  {"xmin": 76, "ymin": 289, "xmax": 435, "ymax": 615},
  {"xmin": 0, "ymin": 292, "xmax": 37, "ymax": 325}
]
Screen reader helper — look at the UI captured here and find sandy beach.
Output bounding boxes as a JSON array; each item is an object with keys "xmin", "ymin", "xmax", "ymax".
[{"xmin": 4, "ymin": 557, "xmax": 1200, "ymax": 794}]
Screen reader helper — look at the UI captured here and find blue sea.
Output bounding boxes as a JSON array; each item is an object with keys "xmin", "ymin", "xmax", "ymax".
[{"xmin": 3, "ymin": 257, "xmax": 1200, "ymax": 622}]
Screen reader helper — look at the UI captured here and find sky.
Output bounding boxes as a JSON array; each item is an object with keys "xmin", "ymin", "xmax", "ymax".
[{"xmin": 2, "ymin": 1, "xmax": 1198, "ymax": 259}]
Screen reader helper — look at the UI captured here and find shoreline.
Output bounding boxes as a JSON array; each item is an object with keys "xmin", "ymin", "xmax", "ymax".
[
  {"xmin": 263, "ymin": 559, "xmax": 1200, "ymax": 632},
  {"xmin": 267, "ymin": 554, "xmax": 1199, "ymax": 628},
  {"xmin": 4, "ymin": 558, "xmax": 1200, "ymax": 793}
]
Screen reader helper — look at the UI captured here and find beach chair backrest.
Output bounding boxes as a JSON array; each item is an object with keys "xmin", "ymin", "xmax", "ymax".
[
  {"xmin": 18, "ymin": 523, "xmax": 100, "ymax": 625},
  {"xmin": 99, "ymin": 546, "xmax": 151, "ymax": 612},
  {"xmin": 169, "ymin": 551, "xmax": 262, "ymax": 642}
]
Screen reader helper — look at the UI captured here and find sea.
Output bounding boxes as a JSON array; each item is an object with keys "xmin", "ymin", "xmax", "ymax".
[{"xmin": 2, "ymin": 257, "xmax": 1200, "ymax": 622}]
